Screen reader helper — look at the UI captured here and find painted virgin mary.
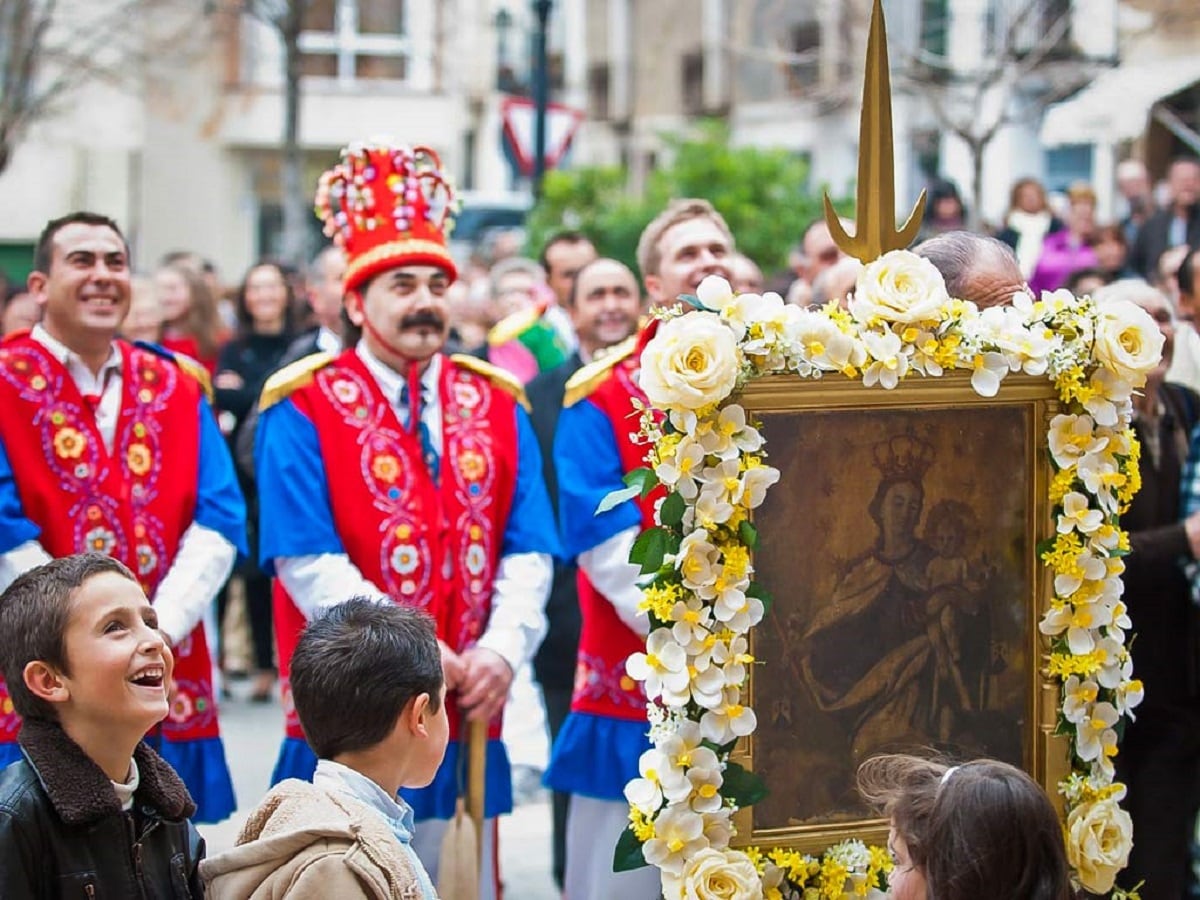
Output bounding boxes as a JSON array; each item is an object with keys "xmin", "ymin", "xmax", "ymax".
[{"xmin": 799, "ymin": 435, "xmax": 945, "ymax": 760}]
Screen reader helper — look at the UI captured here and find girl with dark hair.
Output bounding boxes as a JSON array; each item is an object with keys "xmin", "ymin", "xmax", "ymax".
[
  {"xmin": 213, "ymin": 261, "xmax": 296, "ymax": 701},
  {"xmin": 857, "ymin": 755, "xmax": 1075, "ymax": 900},
  {"xmin": 154, "ymin": 263, "xmax": 224, "ymax": 373}
]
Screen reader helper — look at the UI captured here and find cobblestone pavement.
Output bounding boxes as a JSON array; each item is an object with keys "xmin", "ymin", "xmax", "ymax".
[{"xmin": 199, "ymin": 680, "xmax": 560, "ymax": 899}]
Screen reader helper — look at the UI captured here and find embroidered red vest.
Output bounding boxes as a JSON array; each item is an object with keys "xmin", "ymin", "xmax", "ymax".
[
  {"xmin": 0, "ymin": 335, "xmax": 219, "ymax": 743},
  {"xmin": 571, "ymin": 331, "xmax": 661, "ymax": 722},
  {"xmin": 275, "ymin": 351, "xmax": 520, "ymax": 741}
]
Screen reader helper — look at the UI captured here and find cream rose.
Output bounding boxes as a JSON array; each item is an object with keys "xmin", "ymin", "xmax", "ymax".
[
  {"xmin": 640, "ymin": 312, "xmax": 740, "ymax": 412},
  {"xmin": 670, "ymin": 848, "xmax": 763, "ymax": 900},
  {"xmin": 848, "ymin": 250, "xmax": 950, "ymax": 325},
  {"xmin": 1093, "ymin": 300, "xmax": 1165, "ymax": 388},
  {"xmin": 1066, "ymin": 798, "xmax": 1133, "ymax": 894}
]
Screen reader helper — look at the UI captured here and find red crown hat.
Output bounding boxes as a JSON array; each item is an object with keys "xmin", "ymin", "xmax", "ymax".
[{"xmin": 315, "ymin": 141, "xmax": 459, "ymax": 294}]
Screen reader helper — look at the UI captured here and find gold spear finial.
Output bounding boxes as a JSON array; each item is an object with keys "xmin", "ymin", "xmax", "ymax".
[{"xmin": 824, "ymin": 0, "xmax": 926, "ymax": 263}]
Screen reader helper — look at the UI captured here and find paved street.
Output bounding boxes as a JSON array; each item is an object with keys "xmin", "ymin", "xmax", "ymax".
[{"xmin": 200, "ymin": 680, "xmax": 559, "ymax": 899}]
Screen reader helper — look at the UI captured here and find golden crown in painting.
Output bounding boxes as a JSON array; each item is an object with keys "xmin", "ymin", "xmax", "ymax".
[{"xmin": 872, "ymin": 433, "xmax": 935, "ymax": 481}]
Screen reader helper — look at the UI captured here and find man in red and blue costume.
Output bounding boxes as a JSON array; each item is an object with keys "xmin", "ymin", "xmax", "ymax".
[
  {"xmin": 544, "ymin": 199, "xmax": 735, "ymax": 899},
  {"xmin": 255, "ymin": 141, "xmax": 557, "ymax": 898},
  {"xmin": 0, "ymin": 212, "xmax": 247, "ymax": 823}
]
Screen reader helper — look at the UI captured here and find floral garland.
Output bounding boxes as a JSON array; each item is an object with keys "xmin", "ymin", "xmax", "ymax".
[{"xmin": 614, "ymin": 250, "xmax": 1161, "ymax": 899}]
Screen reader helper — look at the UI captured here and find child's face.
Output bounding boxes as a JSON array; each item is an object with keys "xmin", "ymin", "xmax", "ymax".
[
  {"xmin": 412, "ymin": 684, "xmax": 450, "ymax": 788},
  {"xmin": 932, "ymin": 524, "xmax": 963, "ymax": 558},
  {"xmin": 56, "ymin": 573, "xmax": 174, "ymax": 734},
  {"xmin": 887, "ymin": 825, "xmax": 927, "ymax": 900}
]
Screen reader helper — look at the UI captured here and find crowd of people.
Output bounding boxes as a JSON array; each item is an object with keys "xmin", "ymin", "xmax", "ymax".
[{"xmin": 0, "ymin": 141, "xmax": 1197, "ymax": 899}]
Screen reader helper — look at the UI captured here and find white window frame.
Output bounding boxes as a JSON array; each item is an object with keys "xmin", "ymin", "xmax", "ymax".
[{"xmin": 298, "ymin": 0, "xmax": 412, "ymax": 87}]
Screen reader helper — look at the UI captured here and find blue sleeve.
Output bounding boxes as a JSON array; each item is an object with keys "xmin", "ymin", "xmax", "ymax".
[
  {"xmin": 501, "ymin": 406, "xmax": 563, "ymax": 558},
  {"xmin": 194, "ymin": 396, "xmax": 249, "ymax": 558},
  {"xmin": 553, "ymin": 398, "xmax": 641, "ymax": 560},
  {"xmin": 0, "ymin": 436, "xmax": 40, "ymax": 553},
  {"xmin": 255, "ymin": 398, "xmax": 347, "ymax": 573}
]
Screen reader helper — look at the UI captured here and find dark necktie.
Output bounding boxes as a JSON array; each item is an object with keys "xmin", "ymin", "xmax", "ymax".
[{"xmin": 400, "ymin": 376, "xmax": 440, "ymax": 483}]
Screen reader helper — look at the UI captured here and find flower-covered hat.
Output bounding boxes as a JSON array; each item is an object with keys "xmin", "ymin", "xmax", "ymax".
[{"xmin": 315, "ymin": 140, "xmax": 459, "ymax": 294}]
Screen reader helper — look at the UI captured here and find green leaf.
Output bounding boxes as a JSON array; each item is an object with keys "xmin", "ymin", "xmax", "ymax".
[
  {"xmin": 596, "ymin": 485, "xmax": 640, "ymax": 515},
  {"xmin": 612, "ymin": 824, "xmax": 649, "ymax": 872},
  {"xmin": 629, "ymin": 528, "xmax": 657, "ymax": 566},
  {"xmin": 623, "ymin": 467, "xmax": 658, "ymax": 497},
  {"xmin": 639, "ymin": 528, "xmax": 669, "ymax": 575},
  {"xmin": 660, "ymin": 492, "xmax": 686, "ymax": 528},
  {"xmin": 722, "ymin": 761, "xmax": 769, "ymax": 807},
  {"xmin": 737, "ymin": 520, "xmax": 759, "ymax": 550}
]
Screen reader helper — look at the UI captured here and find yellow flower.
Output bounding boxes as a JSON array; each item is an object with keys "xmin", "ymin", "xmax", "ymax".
[
  {"xmin": 126, "ymin": 443, "xmax": 152, "ymax": 476},
  {"xmin": 1049, "ymin": 467, "xmax": 1078, "ymax": 504},
  {"xmin": 53, "ymin": 427, "xmax": 86, "ymax": 460},
  {"xmin": 1047, "ymin": 649, "xmax": 1105, "ymax": 678}
]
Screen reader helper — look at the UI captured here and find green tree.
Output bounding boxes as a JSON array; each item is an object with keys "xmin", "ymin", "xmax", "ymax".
[{"xmin": 526, "ymin": 121, "xmax": 847, "ymax": 280}]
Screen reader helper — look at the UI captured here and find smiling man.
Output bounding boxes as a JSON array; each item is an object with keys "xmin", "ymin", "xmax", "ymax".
[
  {"xmin": 254, "ymin": 141, "xmax": 557, "ymax": 900},
  {"xmin": 0, "ymin": 211, "xmax": 247, "ymax": 823}
]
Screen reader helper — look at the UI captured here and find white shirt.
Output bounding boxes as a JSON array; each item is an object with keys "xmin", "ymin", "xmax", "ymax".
[
  {"xmin": 0, "ymin": 328, "xmax": 237, "ymax": 643},
  {"xmin": 275, "ymin": 351, "xmax": 551, "ymax": 672},
  {"xmin": 31, "ymin": 325, "xmax": 123, "ymax": 452}
]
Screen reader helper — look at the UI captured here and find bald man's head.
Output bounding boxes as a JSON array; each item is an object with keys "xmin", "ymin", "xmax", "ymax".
[{"xmin": 915, "ymin": 232, "xmax": 1025, "ymax": 308}]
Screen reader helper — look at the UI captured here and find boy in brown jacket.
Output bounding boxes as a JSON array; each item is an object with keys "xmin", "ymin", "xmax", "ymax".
[{"xmin": 201, "ymin": 598, "xmax": 447, "ymax": 898}]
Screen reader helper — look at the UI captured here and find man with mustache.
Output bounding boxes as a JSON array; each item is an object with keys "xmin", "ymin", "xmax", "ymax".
[
  {"xmin": 254, "ymin": 141, "xmax": 557, "ymax": 899},
  {"xmin": 543, "ymin": 200, "xmax": 734, "ymax": 899},
  {"xmin": 0, "ymin": 211, "xmax": 247, "ymax": 824}
]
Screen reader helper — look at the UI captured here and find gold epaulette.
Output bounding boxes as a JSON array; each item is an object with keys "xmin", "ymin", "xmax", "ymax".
[
  {"xmin": 171, "ymin": 352, "xmax": 214, "ymax": 404},
  {"xmin": 450, "ymin": 354, "xmax": 531, "ymax": 411},
  {"xmin": 258, "ymin": 352, "xmax": 335, "ymax": 413},
  {"xmin": 563, "ymin": 334, "xmax": 639, "ymax": 408},
  {"xmin": 487, "ymin": 306, "xmax": 541, "ymax": 346}
]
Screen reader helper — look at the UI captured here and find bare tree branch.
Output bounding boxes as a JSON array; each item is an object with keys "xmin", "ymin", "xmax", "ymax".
[{"xmin": 0, "ymin": 0, "xmax": 212, "ymax": 175}]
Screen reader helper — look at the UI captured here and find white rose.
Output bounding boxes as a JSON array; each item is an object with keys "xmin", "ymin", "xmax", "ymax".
[
  {"xmin": 1093, "ymin": 299, "xmax": 1165, "ymax": 388},
  {"xmin": 848, "ymin": 250, "xmax": 950, "ymax": 325},
  {"xmin": 1066, "ymin": 798, "xmax": 1133, "ymax": 894},
  {"xmin": 640, "ymin": 312, "xmax": 740, "ymax": 412},
  {"xmin": 671, "ymin": 848, "xmax": 763, "ymax": 900}
]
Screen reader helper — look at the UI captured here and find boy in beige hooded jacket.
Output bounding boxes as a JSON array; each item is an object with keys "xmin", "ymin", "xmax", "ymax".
[{"xmin": 201, "ymin": 598, "xmax": 447, "ymax": 898}]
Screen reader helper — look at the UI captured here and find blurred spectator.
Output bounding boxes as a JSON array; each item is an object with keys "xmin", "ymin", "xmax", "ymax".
[
  {"xmin": 915, "ymin": 231, "xmax": 1025, "ymax": 309},
  {"xmin": 214, "ymin": 262, "xmax": 297, "ymax": 702},
  {"xmin": 487, "ymin": 228, "xmax": 524, "ymax": 265},
  {"xmin": 1098, "ymin": 279, "xmax": 1200, "ymax": 899},
  {"xmin": 730, "ymin": 253, "xmax": 764, "ymax": 294},
  {"xmin": 1, "ymin": 289, "xmax": 40, "ymax": 336},
  {"xmin": 540, "ymin": 231, "xmax": 596, "ymax": 308},
  {"xmin": 487, "ymin": 257, "xmax": 568, "ymax": 382},
  {"xmin": 154, "ymin": 263, "xmax": 224, "ymax": 373},
  {"xmin": 121, "ymin": 275, "xmax": 164, "ymax": 344},
  {"xmin": 162, "ymin": 250, "xmax": 231, "ymax": 332},
  {"xmin": 539, "ymin": 231, "xmax": 594, "ymax": 352},
  {"xmin": 1063, "ymin": 267, "xmax": 1112, "ymax": 298},
  {"xmin": 918, "ymin": 179, "xmax": 966, "ymax": 242},
  {"xmin": 811, "ymin": 256, "xmax": 862, "ymax": 309},
  {"xmin": 1167, "ymin": 246, "xmax": 1200, "ymax": 392},
  {"xmin": 1092, "ymin": 223, "xmax": 1132, "ymax": 280},
  {"xmin": 297, "ymin": 245, "xmax": 345, "ymax": 358},
  {"xmin": 1029, "ymin": 183, "xmax": 1097, "ymax": 296},
  {"xmin": 446, "ymin": 280, "xmax": 492, "ymax": 354},
  {"xmin": 784, "ymin": 218, "xmax": 849, "ymax": 305},
  {"xmin": 1116, "ymin": 159, "xmax": 1156, "ymax": 245},
  {"xmin": 1158, "ymin": 244, "xmax": 1193, "ymax": 305},
  {"xmin": 1130, "ymin": 156, "xmax": 1200, "ymax": 279},
  {"xmin": 995, "ymin": 177, "xmax": 1063, "ymax": 279}
]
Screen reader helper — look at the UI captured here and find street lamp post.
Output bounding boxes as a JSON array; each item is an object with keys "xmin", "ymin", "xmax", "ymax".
[{"xmin": 531, "ymin": 0, "xmax": 552, "ymax": 200}]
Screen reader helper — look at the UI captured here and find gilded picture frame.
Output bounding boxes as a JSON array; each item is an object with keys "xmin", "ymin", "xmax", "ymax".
[{"xmin": 729, "ymin": 371, "xmax": 1071, "ymax": 855}]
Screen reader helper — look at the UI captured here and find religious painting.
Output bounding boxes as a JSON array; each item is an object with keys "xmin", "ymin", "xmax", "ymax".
[{"xmin": 732, "ymin": 374, "xmax": 1062, "ymax": 853}]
